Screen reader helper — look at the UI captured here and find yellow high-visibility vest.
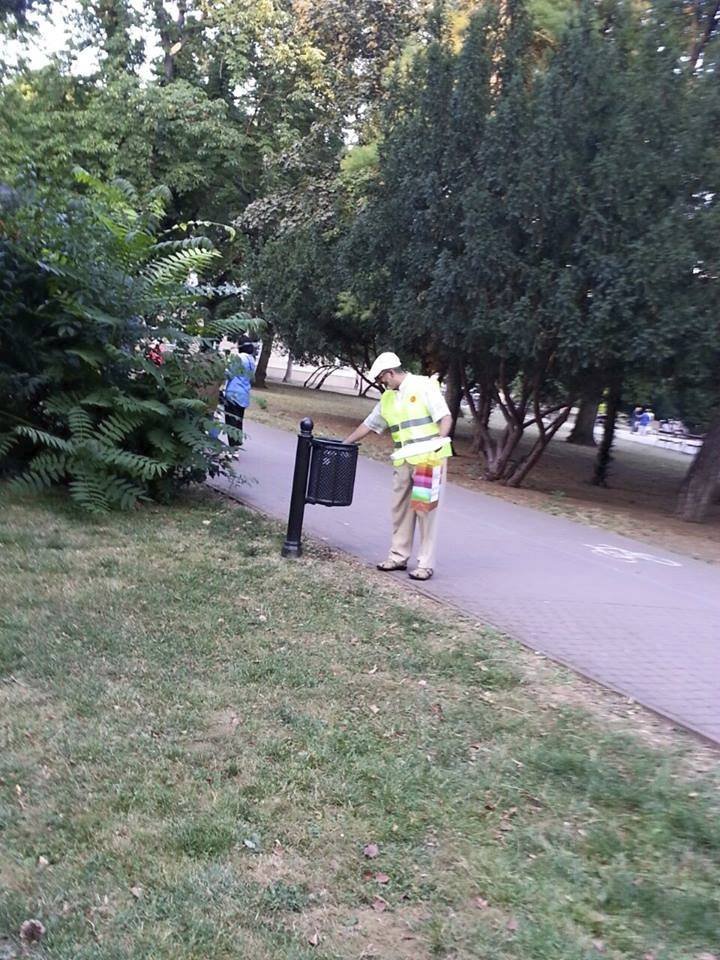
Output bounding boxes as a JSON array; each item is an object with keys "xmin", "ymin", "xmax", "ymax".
[{"xmin": 380, "ymin": 375, "xmax": 453, "ymax": 465}]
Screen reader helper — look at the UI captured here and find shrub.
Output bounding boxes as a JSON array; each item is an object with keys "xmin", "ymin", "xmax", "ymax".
[{"xmin": 0, "ymin": 169, "xmax": 246, "ymax": 511}]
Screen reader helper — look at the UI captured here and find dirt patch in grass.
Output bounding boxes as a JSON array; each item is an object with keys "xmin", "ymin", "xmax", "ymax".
[
  {"xmin": 249, "ymin": 383, "xmax": 720, "ymax": 564},
  {"xmin": 248, "ymin": 847, "xmax": 312, "ymax": 887},
  {"xmin": 291, "ymin": 903, "xmax": 432, "ymax": 959}
]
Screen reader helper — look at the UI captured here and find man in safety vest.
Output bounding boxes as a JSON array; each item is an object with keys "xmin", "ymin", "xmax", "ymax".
[{"xmin": 343, "ymin": 352, "xmax": 453, "ymax": 581}]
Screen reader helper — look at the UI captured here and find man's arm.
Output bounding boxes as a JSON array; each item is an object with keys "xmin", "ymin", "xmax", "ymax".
[
  {"xmin": 343, "ymin": 423, "xmax": 373, "ymax": 444},
  {"xmin": 437, "ymin": 414, "xmax": 453, "ymax": 438},
  {"xmin": 344, "ymin": 401, "xmax": 386, "ymax": 444},
  {"xmin": 425, "ymin": 380, "xmax": 452, "ymax": 438}
]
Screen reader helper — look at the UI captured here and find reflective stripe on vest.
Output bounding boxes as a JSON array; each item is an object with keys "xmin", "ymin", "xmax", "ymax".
[
  {"xmin": 389, "ymin": 416, "xmax": 434, "ymax": 444},
  {"xmin": 380, "ymin": 378, "xmax": 452, "ymax": 464}
]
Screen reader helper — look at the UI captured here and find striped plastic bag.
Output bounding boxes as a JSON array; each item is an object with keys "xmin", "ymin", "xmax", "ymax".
[{"xmin": 410, "ymin": 455, "xmax": 444, "ymax": 513}]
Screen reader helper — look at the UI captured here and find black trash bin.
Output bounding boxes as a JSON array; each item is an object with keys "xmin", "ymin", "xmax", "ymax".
[{"xmin": 306, "ymin": 438, "xmax": 358, "ymax": 507}]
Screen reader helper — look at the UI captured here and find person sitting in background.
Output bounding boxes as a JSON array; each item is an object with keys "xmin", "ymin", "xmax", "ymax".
[{"xmin": 222, "ymin": 342, "xmax": 257, "ymax": 452}]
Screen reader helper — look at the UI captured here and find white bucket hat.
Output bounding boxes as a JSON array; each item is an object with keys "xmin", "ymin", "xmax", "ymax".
[{"xmin": 368, "ymin": 351, "xmax": 402, "ymax": 381}]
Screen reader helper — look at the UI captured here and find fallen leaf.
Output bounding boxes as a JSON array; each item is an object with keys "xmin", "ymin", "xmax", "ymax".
[
  {"xmin": 37, "ymin": 856, "xmax": 49, "ymax": 868},
  {"xmin": 130, "ymin": 886, "xmax": 144, "ymax": 899},
  {"xmin": 430, "ymin": 703, "xmax": 444, "ymax": 719},
  {"xmin": 591, "ymin": 939, "xmax": 606, "ymax": 953},
  {"xmin": 372, "ymin": 896, "xmax": 387, "ymax": 912},
  {"xmin": 307, "ymin": 931, "xmax": 320, "ymax": 947},
  {"xmin": 642, "ymin": 953, "xmax": 657, "ymax": 960},
  {"xmin": 19, "ymin": 920, "xmax": 45, "ymax": 944},
  {"xmin": 473, "ymin": 897, "xmax": 489, "ymax": 910},
  {"xmin": 363, "ymin": 843, "xmax": 379, "ymax": 859},
  {"xmin": 506, "ymin": 918, "xmax": 519, "ymax": 932},
  {"xmin": 368, "ymin": 664, "xmax": 378, "ymax": 674},
  {"xmin": 375, "ymin": 872, "xmax": 390, "ymax": 884},
  {"xmin": 369, "ymin": 704, "xmax": 380, "ymax": 715}
]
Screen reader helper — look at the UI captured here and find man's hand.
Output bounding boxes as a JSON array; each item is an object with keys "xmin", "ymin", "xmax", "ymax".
[{"xmin": 343, "ymin": 423, "xmax": 372, "ymax": 445}]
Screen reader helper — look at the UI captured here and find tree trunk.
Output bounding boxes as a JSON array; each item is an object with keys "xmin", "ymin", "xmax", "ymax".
[
  {"xmin": 282, "ymin": 354, "xmax": 293, "ymax": 383},
  {"xmin": 689, "ymin": 0, "xmax": 720, "ymax": 69},
  {"xmin": 254, "ymin": 327, "xmax": 274, "ymax": 389},
  {"xmin": 592, "ymin": 383, "xmax": 622, "ymax": 486},
  {"xmin": 445, "ymin": 356, "xmax": 464, "ymax": 437},
  {"xmin": 567, "ymin": 395, "xmax": 599, "ymax": 446},
  {"xmin": 505, "ymin": 404, "xmax": 573, "ymax": 487},
  {"xmin": 676, "ymin": 413, "xmax": 720, "ymax": 522},
  {"xmin": 151, "ymin": 0, "xmax": 184, "ymax": 83},
  {"xmin": 461, "ymin": 366, "xmax": 525, "ymax": 481}
]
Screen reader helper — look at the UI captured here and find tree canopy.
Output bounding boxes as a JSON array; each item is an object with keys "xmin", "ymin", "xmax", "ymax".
[{"xmin": 2, "ymin": 0, "xmax": 719, "ymax": 516}]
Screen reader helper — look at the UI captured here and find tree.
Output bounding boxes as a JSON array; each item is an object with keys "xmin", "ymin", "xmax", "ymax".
[
  {"xmin": 0, "ymin": 0, "xmax": 44, "ymax": 26},
  {"xmin": 343, "ymin": 0, "xmax": 719, "ymax": 495},
  {"xmin": 353, "ymin": 2, "xmax": 579, "ymax": 485}
]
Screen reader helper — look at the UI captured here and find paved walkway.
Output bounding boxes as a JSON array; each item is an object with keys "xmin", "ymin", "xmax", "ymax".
[{"xmin": 211, "ymin": 420, "xmax": 720, "ymax": 744}]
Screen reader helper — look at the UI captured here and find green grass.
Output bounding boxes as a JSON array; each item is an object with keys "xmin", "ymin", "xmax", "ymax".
[{"xmin": 0, "ymin": 488, "xmax": 718, "ymax": 960}]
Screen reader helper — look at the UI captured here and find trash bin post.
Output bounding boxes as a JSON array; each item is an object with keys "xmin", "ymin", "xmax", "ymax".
[{"xmin": 281, "ymin": 417, "xmax": 314, "ymax": 558}]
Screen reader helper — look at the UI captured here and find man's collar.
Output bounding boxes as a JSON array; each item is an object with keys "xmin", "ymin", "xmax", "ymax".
[{"xmin": 397, "ymin": 372, "xmax": 415, "ymax": 394}]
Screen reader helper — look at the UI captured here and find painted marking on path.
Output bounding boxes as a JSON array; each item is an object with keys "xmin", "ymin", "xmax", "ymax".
[{"xmin": 585, "ymin": 544, "xmax": 682, "ymax": 567}]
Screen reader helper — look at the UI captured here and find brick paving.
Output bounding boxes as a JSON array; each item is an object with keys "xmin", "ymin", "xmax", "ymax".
[{"xmin": 211, "ymin": 420, "xmax": 720, "ymax": 744}]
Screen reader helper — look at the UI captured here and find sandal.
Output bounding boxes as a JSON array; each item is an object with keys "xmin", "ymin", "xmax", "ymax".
[
  {"xmin": 376, "ymin": 559, "xmax": 408, "ymax": 572},
  {"xmin": 409, "ymin": 568, "xmax": 434, "ymax": 581}
]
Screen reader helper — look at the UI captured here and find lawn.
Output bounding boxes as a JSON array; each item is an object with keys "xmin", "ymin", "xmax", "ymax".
[{"xmin": 0, "ymin": 489, "xmax": 718, "ymax": 960}]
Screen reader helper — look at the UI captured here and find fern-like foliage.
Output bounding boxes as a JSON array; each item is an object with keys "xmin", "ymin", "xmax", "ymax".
[
  {"xmin": 0, "ymin": 433, "xmax": 16, "ymax": 459},
  {"xmin": 205, "ymin": 312, "xmax": 265, "ymax": 341},
  {"xmin": 1, "ymin": 171, "xmax": 238, "ymax": 512},
  {"xmin": 150, "ymin": 237, "xmax": 215, "ymax": 255},
  {"xmin": 143, "ymin": 248, "xmax": 220, "ymax": 290},
  {"xmin": 14, "ymin": 426, "xmax": 73, "ymax": 452}
]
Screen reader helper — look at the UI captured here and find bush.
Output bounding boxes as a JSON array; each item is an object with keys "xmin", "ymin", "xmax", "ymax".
[{"xmin": 0, "ymin": 169, "xmax": 243, "ymax": 512}]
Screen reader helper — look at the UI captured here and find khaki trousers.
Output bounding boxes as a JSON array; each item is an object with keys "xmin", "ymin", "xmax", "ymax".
[{"xmin": 386, "ymin": 460, "xmax": 446, "ymax": 571}]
